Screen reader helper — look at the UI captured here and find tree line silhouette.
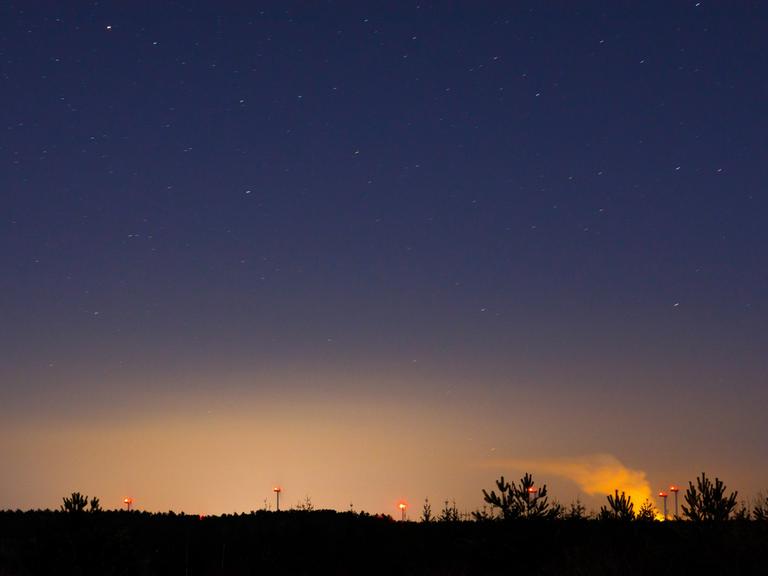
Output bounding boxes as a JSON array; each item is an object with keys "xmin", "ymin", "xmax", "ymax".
[
  {"xmin": 51, "ymin": 471, "xmax": 766, "ymax": 522},
  {"xmin": 471, "ymin": 471, "xmax": 759, "ymax": 522},
  {"xmin": 1, "ymin": 471, "xmax": 766, "ymax": 575}
]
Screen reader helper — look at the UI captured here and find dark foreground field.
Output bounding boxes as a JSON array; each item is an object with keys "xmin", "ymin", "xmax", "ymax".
[{"xmin": 1, "ymin": 510, "xmax": 767, "ymax": 576}]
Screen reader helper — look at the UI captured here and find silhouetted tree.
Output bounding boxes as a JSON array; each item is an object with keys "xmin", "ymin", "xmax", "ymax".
[
  {"xmin": 482, "ymin": 473, "xmax": 559, "ymax": 519},
  {"xmin": 565, "ymin": 499, "xmax": 588, "ymax": 520},
  {"xmin": 733, "ymin": 502, "xmax": 750, "ymax": 520},
  {"xmin": 549, "ymin": 499, "xmax": 564, "ymax": 519},
  {"xmin": 599, "ymin": 490, "xmax": 634, "ymax": 520},
  {"xmin": 439, "ymin": 499, "xmax": 460, "ymax": 522},
  {"xmin": 61, "ymin": 492, "xmax": 89, "ymax": 513},
  {"xmin": 89, "ymin": 497, "xmax": 101, "ymax": 512},
  {"xmin": 420, "ymin": 498, "xmax": 433, "ymax": 522},
  {"xmin": 293, "ymin": 496, "xmax": 314, "ymax": 511},
  {"xmin": 753, "ymin": 493, "xmax": 768, "ymax": 521},
  {"xmin": 682, "ymin": 473, "xmax": 738, "ymax": 521},
  {"xmin": 635, "ymin": 500, "xmax": 656, "ymax": 521},
  {"xmin": 483, "ymin": 477, "xmax": 513, "ymax": 520},
  {"xmin": 471, "ymin": 505, "xmax": 493, "ymax": 522}
]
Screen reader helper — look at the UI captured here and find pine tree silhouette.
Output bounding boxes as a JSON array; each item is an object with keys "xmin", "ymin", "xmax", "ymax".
[
  {"xmin": 61, "ymin": 492, "xmax": 89, "ymax": 513},
  {"xmin": 635, "ymin": 500, "xmax": 656, "ymax": 521},
  {"xmin": 420, "ymin": 498, "xmax": 433, "ymax": 522},
  {"xmin": 482, "ymin": 473, "xmax": 560, "ymax": 519},
  {"xmin": 753, "ymin": 493, "xmax": 768, "ymax": 521},
  {"xmin": 599, "ymin": 490, "xmax": 635, "ymax": 520},
  {"xmin": 681, "ymin": 473, "xmax": 737, "ymax": 521}
]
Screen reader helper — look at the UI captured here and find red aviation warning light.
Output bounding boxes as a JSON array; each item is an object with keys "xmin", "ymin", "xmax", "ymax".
[
  {"xmin": 658, "ymin": 491, "xmax": 669, "ymax": 520},
  {"xmin": 669, "ymin": 485, "xmax": 680, "ymax": 519}
]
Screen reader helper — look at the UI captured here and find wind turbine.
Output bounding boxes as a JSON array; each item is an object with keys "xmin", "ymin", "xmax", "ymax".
[{"xmin": 669, "ymin": 485, "xmax": 680, "ymax": 519}]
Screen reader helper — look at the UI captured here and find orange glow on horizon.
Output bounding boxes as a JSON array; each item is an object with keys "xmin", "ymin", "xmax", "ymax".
[
  {"xmin": 7, "ymin": 403, "xmax": 733, "ymax": 517},
  {"xmin": 496, "ymin": 455, "xmax": 658, "ymax": 518}
]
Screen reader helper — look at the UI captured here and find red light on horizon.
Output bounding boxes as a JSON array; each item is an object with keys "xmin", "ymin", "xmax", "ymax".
[
  {"xmin": 397, "ymin": 500, "xmax": 409, "ymax": 522},
  {"xmin": 273, "ymin": 486, "xmax": 282, "ymax": 493},
  {"xmin": 669, "ymin": 485, "xmax": 679, "ymax": 492},
  {"xmin": 527, "ymin": 487, "xmax": 538, "ymax": 494},
  {"xmin": 658, "ymin": 491, "xmax": 668, "ymax": 498}
]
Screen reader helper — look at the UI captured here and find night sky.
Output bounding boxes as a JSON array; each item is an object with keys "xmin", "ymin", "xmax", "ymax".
[{"xmin": 2, "ymin": 2, "xmax": 767, "ymax": 515}]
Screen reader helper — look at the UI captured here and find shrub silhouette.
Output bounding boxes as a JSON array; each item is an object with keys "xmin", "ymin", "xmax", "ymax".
[
  {"xmin": 482, "ymin": 473, "xmax": 560, "ymax": 519},
  {"xmin": 599, "ymin": 490, "xmax": 634, "ymax": 520},
  {"xmin": 682, "ymin": 473, "xmax": 737, "ymax": 521}
]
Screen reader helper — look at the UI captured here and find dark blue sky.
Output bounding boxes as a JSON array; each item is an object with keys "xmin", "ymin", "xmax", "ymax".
[{"xmin": 1, "ymin": 2, "xmax": 767, "ymax": 513}]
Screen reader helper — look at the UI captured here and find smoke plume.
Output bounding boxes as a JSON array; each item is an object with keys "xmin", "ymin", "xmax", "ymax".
[{"xmin": 489, "ymin": 453, "xmax": 653, "ymax": 507}]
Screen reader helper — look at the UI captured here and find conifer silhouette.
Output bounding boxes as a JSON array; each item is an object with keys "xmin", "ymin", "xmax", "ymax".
[
  {"xmin": 599, "ymin": 490, "xmax": 635, "ymax": 520},
  {"xmin": 682, "ymin": 473, "xmax": 737, "ymax": 521},
  {"xmin": 482, "ymin": 473, "xmax": 560, "ymax": 519},
  {"xmin": 753, "ymin": 493, "xmax": 768, "ymax": 521},
  {"xmin": 420, "ymin": 498, "xmax": 433, "ymax": 522},
  {"xmin": 61, "ymin": 492, "xmax": 89, "ymax": 513},
  {"xmin": 635, "ymin": 500, "xmax": 656, "ymax": 521}
]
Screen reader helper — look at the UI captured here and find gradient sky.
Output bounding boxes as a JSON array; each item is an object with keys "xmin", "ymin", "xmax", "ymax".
[{"xmin": 2, "ymin": 1, "xmax": 767, "ymax": 516}]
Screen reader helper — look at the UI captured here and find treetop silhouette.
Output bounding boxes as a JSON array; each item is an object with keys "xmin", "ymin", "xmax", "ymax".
[
  {"xmin": 61, "ymin": 492, "xmax": 101, "ymax": 513},
  {"xmin": 682, "ymin": 472, "xmax": 738, "ymax": 521},
  {"xmin": 599, "ymin": 490, "xmax": 635, "ymax": 520},
  {"xmin": 482, "ymin": 473, "xmax": 561, "ymax": 519}
]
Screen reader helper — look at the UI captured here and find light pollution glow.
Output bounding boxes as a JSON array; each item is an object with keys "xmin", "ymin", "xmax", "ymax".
[{"xmin": 2, "ymin": 389, "xmax": 670, "ymax": 517}]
